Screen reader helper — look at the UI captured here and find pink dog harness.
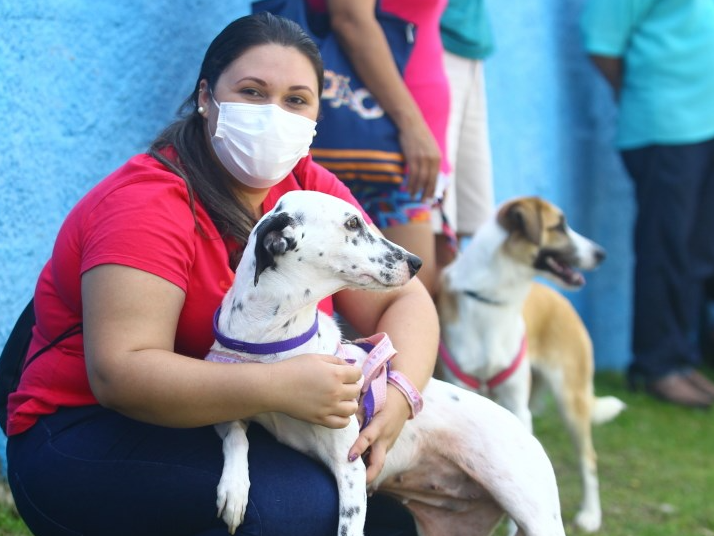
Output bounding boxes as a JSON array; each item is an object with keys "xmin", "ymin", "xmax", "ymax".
[
  {"xmin": 438, "ymin": 336, "xmax": 528, "ymax": 393},
  {"xmin": 350, "ymin": 333, "xmax": 423, "ymax": 428},
  {"xmin": 207, "ymin": 309, "xmax": 422, "ymax": 430}
]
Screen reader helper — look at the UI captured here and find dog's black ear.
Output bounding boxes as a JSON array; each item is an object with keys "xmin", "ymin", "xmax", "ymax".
[
  {"xmin": 497, "ymin": 198, "xmax": 542, "ymax": 245},
  {"xmin": 253, "ymin": 212, "xmax": 297, "ymax": 285}
]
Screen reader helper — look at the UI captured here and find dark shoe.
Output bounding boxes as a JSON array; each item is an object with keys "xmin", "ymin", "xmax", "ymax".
[
  {"xmin": 684, "ymin": 370, "xmax": 714, "ymax": 398},
  {"xmin": 646, "ymin": 373, "xmax": 713, "ymax": 409}
]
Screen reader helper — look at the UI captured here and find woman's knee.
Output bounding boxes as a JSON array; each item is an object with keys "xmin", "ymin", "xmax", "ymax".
[{"xmin": 242, "ymin": 425, "xmax": 339, "ymax": 535}]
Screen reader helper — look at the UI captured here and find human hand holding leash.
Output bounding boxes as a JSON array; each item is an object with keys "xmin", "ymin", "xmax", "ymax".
[
  {"xmin": 349, "ymin": 384, "xmax": 411, "ymax": 484},
  {"xmin": 273, "ymin": 353, "xmax": 362, "ymax": 429}
]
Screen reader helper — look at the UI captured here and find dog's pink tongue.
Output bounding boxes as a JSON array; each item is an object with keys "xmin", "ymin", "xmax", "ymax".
[
  {"xmin": 546, "ymin": 257, "xmax": 585, "ymax": 287},
  {"xmin": 568, "ymin": 271, "xmax": 586, "ymax": 287}
]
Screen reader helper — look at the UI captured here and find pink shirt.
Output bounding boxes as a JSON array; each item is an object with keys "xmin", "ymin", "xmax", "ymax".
[
  {"xmin": 307, "ymin": 0, "xmax": 450, "ymax": 171},
  {"xmin": 382, "ymin": 0, "xmax": 450, "ymax": 172}
]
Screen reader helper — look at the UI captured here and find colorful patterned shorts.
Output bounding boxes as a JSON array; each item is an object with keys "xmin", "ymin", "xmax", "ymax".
[{"xmin": 348, "ymin": 181, "xmax": 432, "ymax": 229}]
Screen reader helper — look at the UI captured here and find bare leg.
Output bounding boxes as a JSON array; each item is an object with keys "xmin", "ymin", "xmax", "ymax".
[{"xmin": 382, "ymin": 222, "xmax": 437, "ymax": 297}]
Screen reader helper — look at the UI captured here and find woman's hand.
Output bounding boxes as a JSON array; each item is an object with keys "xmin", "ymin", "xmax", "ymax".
[
  {"xmin": 334, "ymin": 251, "xmax": 439, "ymax": 484},
  {"xmin": 398, "ymin": 118, "xmax": 441, "ymax": 201},
  {"xmin": 272, "ymin": 354, "xmax": 363, "ymax": 429},
  {"xmin": 348, "ymin": 385, "xmax": 412, "ymax": 484},
  {"xmin": 326, "ymin": 0, "xmax": 441, "ymax": 201}
]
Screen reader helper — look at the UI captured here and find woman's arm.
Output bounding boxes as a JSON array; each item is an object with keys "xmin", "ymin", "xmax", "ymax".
[
  {"xmin": 333, "ymin": 246, "xmax": 438, "ymax": 482},
  {"xmin": 588, "ymin": 54, "xmax": 623, "ymax": 97},
  {"xmin": 326, "ymin": 0, "xmax": 441, "ymax": 200},
  {"xmin": 82, "ymin": 264, "xmax": 362, "ymax": 429}
]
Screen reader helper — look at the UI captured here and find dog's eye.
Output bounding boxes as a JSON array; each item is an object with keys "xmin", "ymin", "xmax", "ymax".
[
  {"xmin": 344, "ymin": 216, "xmax": 361, "ymax": 231},
  {"xmin": 550, "ymin": 217, "xmax": 566, "ymax": 233}
]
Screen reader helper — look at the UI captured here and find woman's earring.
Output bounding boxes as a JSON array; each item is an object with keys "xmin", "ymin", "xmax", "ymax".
[{"xmin": 198, "ymin": 106, "xmax": 206, "ymax": 114}]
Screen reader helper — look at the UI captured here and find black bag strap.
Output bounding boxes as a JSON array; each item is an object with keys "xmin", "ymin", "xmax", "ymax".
[
  {"xmin": 0, "ymin": 299, "xmax": 36, "ymax": 434},
  {"xmin": 0, "ymin": 299, "xmax": 82, "ymax": 434},
  {"xmin": 22, "ymin": 321, "xmax": 82, "ymax": 373}
]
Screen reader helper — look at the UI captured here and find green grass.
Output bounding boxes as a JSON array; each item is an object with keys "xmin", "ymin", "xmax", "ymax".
[
  {"xmin": 530, "ymin": 370, "xmax": 714, "ymax": 536},
  {"xmin": 1, "ymin": 371, "xmax": 713, "ymax": 535},
  {"xmin": 0, "ymin": 508, "xmax": 29, "ymax": 536}
]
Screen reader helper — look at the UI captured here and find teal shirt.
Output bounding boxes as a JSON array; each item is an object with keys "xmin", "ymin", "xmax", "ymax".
[
  {"xmin": 581, "ymin": 0, "xmax": 714, "ymax": 149},
  {"xmin": 440, "ymin": 0, "xmax": 494, "ymax": 60}
]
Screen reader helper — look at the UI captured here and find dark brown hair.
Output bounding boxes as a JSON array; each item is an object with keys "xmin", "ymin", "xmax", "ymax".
[{"xmin": 148, "ymin": 11, "xmax": 324, "ymax": 269}]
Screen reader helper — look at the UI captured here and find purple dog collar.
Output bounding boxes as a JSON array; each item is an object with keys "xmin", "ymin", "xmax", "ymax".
[{"xmin": 212, "ymin": 307, "xmax": 319, "ymax": 355}]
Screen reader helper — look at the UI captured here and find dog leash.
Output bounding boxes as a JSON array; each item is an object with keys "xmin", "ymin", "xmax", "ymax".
[
  {"xmin": 434, "ymin": 200, "xmax": 459, "ymax": 255},
  {"xmin": 438, "ymin": 336, "xmax": 528, "ymax": 392},
  {"xmin": 207, "ymin": 309, "xmax": 423, "ymax": 428},
  {"xmin": 350, "ymin": 333, "xmax": 423, "ymax": 429},
  {"xmin": 207, "ymin": 335, "xmax": 422, "ymax": 430}
]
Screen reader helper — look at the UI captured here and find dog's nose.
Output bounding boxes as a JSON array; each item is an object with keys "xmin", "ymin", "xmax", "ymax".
[
  {"xmin": 594, "ymin": 247, "xmax": 606, "ymax": 265},
  {"xmin": 407, "ymin": 254, "xmax": 422, "ymax": 276}
]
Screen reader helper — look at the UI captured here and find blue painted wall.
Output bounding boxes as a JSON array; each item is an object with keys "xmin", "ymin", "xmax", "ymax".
[
  {"xmin": 484, "ymin": 1, "xmax": 634, "ymax": 371},
  {"xmin": 0, "ymin": 0, "xmax": 633, "ymax": 382}
]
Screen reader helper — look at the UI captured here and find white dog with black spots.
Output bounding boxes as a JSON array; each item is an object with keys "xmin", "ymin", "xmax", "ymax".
[{"xmin": 207, "ymin": 190, "xmax": 566, "ymax": 536}]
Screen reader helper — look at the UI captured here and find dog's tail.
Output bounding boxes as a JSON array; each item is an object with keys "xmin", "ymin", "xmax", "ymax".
[{"xmin": 591, "ymin": 396, "xmax": 626, "ymax": 425}]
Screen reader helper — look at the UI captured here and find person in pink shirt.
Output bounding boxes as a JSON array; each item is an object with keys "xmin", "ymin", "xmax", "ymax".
[{"xmin": 312, "ymin": 0, "xmax": 450, "ymax": 296}]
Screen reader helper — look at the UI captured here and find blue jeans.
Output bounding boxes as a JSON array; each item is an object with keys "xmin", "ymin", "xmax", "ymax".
[
  {"xmin": 622, "ymin": 138, "xmax": 714, "ymax": 381},
  {"xmin": 7, "ymin": 406, "xmax": 416, "ymax": 536}
]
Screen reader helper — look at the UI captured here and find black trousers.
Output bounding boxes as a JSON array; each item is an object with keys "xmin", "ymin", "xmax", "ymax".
[{"xmin": 622, "ymin": 137, "xmax": 714, "ymax": 381}]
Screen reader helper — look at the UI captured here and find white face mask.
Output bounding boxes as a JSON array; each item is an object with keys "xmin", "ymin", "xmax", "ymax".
[{"xmin": 210, "ymin": 98, "xmax": 317, "ymax": 189}]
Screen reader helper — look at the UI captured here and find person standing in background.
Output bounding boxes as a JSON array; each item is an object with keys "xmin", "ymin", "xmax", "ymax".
[
  {"xmin": 433, "ymin": 0, "xmax": 496, "ymax": 270},
  {"xmin": 311, "ymin": 0, "xmax": 450, "ymax": 297},
  {"xmin": 581, "ymin": 0, "xmax": 714, "ymax": 408}
]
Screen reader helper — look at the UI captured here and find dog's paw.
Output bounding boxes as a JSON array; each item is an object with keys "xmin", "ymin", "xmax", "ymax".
[
  {"xmin": 216, "ymin": 476, "xmax": 250, "ymax": 535},
  {"xmin": 574, "ymin": 508, "xmax": 601, "ymax": 533}
]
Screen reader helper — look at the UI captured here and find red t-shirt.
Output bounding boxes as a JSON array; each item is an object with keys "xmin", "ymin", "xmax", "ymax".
[{"xmin": 7, "ymin": 153, "xmax": 369, "ymax": 436}]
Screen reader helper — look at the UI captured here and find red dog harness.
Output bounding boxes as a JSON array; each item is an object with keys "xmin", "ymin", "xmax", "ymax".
[{"xmin": 438, "ymin": 336, "xmax": 528, "ymax": 393}]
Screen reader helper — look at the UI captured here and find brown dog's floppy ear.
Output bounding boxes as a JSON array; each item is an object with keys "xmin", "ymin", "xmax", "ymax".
[
  {"xmin": 496, "ymin": 198, "xmax": 542, "ymax": 245},
  {"xmin": 253, "ymin": 212, "xmax": 297, "ymax": 286}
]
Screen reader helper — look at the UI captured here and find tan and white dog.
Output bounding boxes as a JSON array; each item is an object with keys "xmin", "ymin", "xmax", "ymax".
[
  {"xmin": 209, "ymin": 191, "xmax": 566, "ymax": 536},
  {"xmin": 437, "ymin": 196, "xmax": 626, "ymax": 533}
]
